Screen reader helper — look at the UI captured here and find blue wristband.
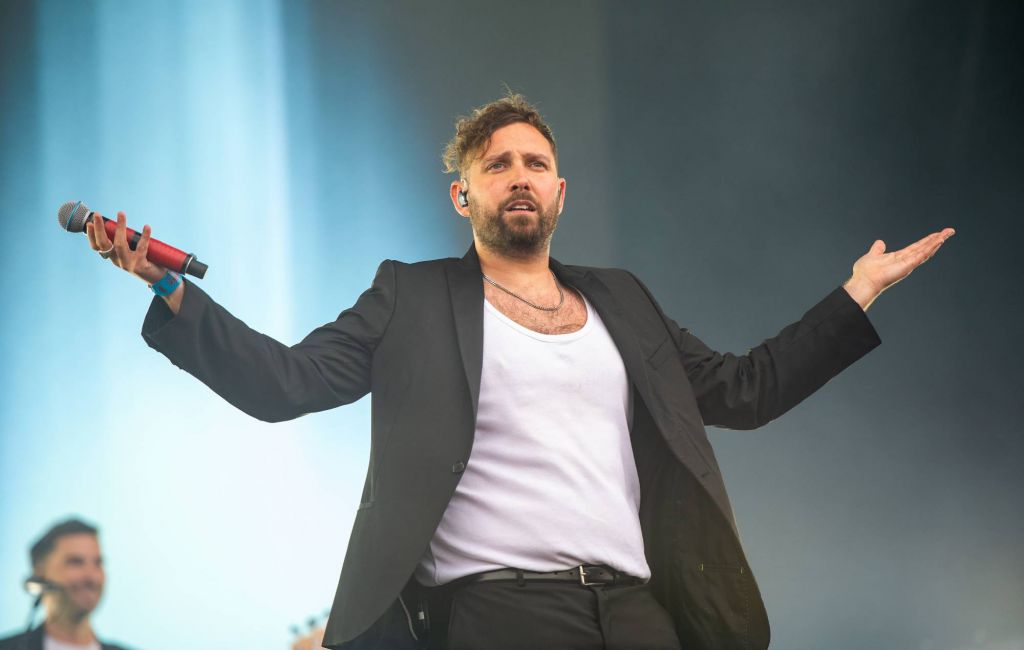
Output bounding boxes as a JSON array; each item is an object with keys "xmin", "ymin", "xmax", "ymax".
[{"xmin": 150, "ymin": 271, "xmax": 182, "ymax": 297}]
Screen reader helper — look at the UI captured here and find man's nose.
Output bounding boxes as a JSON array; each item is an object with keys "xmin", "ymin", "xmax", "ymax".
[
  {"xmin": 509, "ymin": 163, "xmax": 531, "ymax": 192},
  {"xmin": 85, "ymin": 564, "xmax": 104, "ymax": 584}
]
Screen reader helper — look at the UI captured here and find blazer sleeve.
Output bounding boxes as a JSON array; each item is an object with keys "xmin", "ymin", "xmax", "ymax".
[
  {"xmin": 141, "ymin": 260, "xmax": 396, "ymax": 422},
  {"xmin": 631, "ymin": 274, "xmax": 882, "ymax": 430}
]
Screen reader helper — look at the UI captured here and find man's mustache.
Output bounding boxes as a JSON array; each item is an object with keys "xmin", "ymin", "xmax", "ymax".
[{"xmin": 499, "ymin": 192, "xmax": 540, "ymax": 211}]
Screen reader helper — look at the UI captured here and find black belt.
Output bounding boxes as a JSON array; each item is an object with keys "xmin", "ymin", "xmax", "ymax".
[{"xmin": 458, "ymin": 565, "xmax": 643, "ymax": 587}]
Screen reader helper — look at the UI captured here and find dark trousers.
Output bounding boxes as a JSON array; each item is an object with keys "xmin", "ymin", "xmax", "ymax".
[{"xmin": 425, "ymin": 580, "xmax": 682, "ymax": 650}]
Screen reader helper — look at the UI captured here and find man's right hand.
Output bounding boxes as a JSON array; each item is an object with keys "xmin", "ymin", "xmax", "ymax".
[{"xmin": 85, "ymin": 211, "xmax": 184, "ymax": 314}]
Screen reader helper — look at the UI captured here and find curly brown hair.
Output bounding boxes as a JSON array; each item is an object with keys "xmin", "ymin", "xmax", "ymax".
[{"xmin": 443, "ymin": 93, "xmax": 557, "ymax": 177}]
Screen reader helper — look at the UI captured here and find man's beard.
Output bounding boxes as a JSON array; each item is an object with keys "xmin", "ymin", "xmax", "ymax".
[
  {"xmin": 469, "ymin": 191, "xmax": 560, "ymax": 259},
  {"xmin": 50, "ymin": 582, "xmax": 102, "ymax": 619}
]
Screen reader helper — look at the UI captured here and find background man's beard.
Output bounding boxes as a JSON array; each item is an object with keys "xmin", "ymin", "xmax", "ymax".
[
  {"xmin": 470, "ymin": 200, "xmax": 559, "ymax": 258},
  {"xmin": 50, "ymin": 587, "xmax": 101, "ymax": 619}
]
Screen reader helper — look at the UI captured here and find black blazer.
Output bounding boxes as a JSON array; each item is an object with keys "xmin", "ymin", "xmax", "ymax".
[
  {"xmin": 143, "ymin": 245, "xmax": 880, "ymax": 650},
  {"xmin": 0, "ymin": 626, "xmax": 131, "ymax": 650}
]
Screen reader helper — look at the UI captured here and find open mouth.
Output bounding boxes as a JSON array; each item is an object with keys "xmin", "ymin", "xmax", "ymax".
[{"xmin": 504, "ymin": 200, "xmax": 537, "ymax": 214}]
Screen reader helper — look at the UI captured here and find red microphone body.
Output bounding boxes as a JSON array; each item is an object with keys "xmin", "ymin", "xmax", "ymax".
[
  {"xmin": 58, "ymin": 201, "xmax": 208, "ymax": 278},
  {"xmin": 97, "ymin": 216, "xmax": 206, "ymax": 277}
]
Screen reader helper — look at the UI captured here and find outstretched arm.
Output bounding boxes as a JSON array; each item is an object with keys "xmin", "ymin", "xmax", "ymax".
[
  {"xmin": 83, "ymin": 209, "xmax": 394, "ymax": 422},
  {"xmin": 843, "ymin": 228, "xmax": 955, "ymax": 311},
  {"xmin": 631, "ymin": 227, "xmax": 955, "ymax": 429},
  {"xmin": 139, "ymin": 262, "xmax": 396, "ymax": 422}
]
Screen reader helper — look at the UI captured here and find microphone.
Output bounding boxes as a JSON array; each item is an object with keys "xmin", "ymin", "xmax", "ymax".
[
  {"xmin": 22, "ymin": 577, "xmax": 62, "ymax": 643},
  {"xmin": 57, "ymin": 200, "xmax": 208, "ymax": 279},
  {"xmin": 23, "ymin": 576, "xmax": 62, "ymax": 596}
]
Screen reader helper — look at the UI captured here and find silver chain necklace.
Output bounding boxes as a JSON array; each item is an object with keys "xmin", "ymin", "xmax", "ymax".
[{"xmin": 481, "ymin": 270, "xmax": 564, "ymax": 312}]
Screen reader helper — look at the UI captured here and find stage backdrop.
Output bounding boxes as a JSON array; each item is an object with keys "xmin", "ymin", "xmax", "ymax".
[{"xmin": 1, "ymin": 2, "xmax": 1021, "ymax": 649}]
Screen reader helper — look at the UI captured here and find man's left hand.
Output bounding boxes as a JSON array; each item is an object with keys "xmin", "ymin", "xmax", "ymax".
[{"xmin": 843, "ymin": 227, "xmax": 955, "ymax": 311}]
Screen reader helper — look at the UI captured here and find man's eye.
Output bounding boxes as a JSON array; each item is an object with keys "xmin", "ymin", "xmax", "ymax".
[
  {"xmin": 487, "ymin": 162, "xmax": 506, "ymax": 171},
  {"xmin": 530, "ymin": 161, "xmax": 548, "ymax": 169}
]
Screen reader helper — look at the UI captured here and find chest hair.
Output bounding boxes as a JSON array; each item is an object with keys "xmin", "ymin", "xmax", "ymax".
[{"xmin": 483, "ymin": 283, "xmax": 588, "ymax": 335}]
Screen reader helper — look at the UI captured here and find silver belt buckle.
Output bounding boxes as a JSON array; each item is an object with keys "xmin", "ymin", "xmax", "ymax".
[{"xmin": 578, "ymin": 565, "xmax": 594, "ymax": 586}]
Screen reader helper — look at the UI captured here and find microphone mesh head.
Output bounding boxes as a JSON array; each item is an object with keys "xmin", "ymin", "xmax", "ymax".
[{"xmin": 57, "ymin": 200, "xmax": 92, "ymax": 233}]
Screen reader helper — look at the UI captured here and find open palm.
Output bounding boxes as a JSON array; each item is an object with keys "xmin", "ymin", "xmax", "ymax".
[{"xmin": 846, "ymin": 228, "xmax": 955, "ymax": 308}]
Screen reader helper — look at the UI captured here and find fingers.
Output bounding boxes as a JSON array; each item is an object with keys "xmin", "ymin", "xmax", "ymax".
[
  {"xmin": 916, "ymin": 229, "xmax": 954, "ymax": 261},
  {"xmin": 921, "ymin": 230, "xmax": 952, "ymax": 263},
  {"xmin": 85, "ymin": 220, "xmax": 98, "ymax": 250},
  {"xmin": 136, "ymin": 224, "xmax": 152, "ymax": 263},
  {"xmin": 897, "ymin": 233, "xmax": 936, "ymax": 258},
  {"xmin": 892, "ymin": 229, "xmax": 954, "ymax": 270},
  {"xmin": 86, "ymin": 210, "xmax": 164, "ymax": 284},
  {"xmin": 112, "ymin": 211, "xmax": 130, "ymax": 267},
  {"xmin": 91, "ymin": 213, "xmax": 113, "ymax": 251},
  {"xmin": 917, "ymin": 228, "xmax": 954, "ymax": 250},
  {"xmin": 119, "ymin": 219, "xmax": 155, "ymax": 276},
  {"xmin": 896, "ymin": 229, "xmax": 953, "ymax": 259}
]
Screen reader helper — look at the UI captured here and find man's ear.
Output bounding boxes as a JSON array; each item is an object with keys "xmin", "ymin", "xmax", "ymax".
[
  {"xmin": 557, "ymin": 178, "xmax": 567, "ymax": 215},
  {"xmin": 450, "ymin": 180, "xmax": 470, "ymax": 218}
]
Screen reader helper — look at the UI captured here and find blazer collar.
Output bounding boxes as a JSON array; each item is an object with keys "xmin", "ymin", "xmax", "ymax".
[
  {"xmin": 446, "ymin": 245, "xmax": 485, "ymax": 415},
  {"xmin": 446, "ymin": 244, "xmax": 651, "ymax": 416},
  {"xmin": 552, "ymin": 258, "xmax": 654, "ymax": 402}
]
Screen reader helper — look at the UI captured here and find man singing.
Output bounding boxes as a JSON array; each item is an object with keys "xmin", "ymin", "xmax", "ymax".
[{"xmin": 84, "ymin": 94, "xmax": 953, "ymax": 649}]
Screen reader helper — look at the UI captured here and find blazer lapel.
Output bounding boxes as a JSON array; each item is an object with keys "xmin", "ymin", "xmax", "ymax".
[
  {"xmin": 554, "ymin": 259, "xmax": 718, "ymax": 485},
  {"xmin": 552, "ymin": 258, "xmax": 654, "ymax": 402},
  {"xmin": 446, "ymin": 245, "xmax": 485, "ymax": 417}
]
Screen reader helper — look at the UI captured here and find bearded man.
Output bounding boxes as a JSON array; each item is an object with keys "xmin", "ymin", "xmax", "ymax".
[{"xmin": 85, "ymin": 94, "xmax": 953, "ymax": 649}]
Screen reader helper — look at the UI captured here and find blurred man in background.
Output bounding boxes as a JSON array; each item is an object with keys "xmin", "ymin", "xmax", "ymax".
[{"xmin": 0, "ymin": 519, "xmax": 133, "ymax": 650}]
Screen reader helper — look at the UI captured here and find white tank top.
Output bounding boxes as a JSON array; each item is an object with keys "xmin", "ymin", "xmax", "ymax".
[{"xmin": 416, "ymin": 294, "xmax": 651, "ymax": 585}]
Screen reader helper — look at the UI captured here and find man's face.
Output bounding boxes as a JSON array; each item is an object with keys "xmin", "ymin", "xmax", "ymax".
[
  {"xmin": 39, "ymin": 533, "xmax": 105, "ymax": 619},
  {"xmin": 452, "ymin": 122, "xmax": 566, "ymax": 258}
]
